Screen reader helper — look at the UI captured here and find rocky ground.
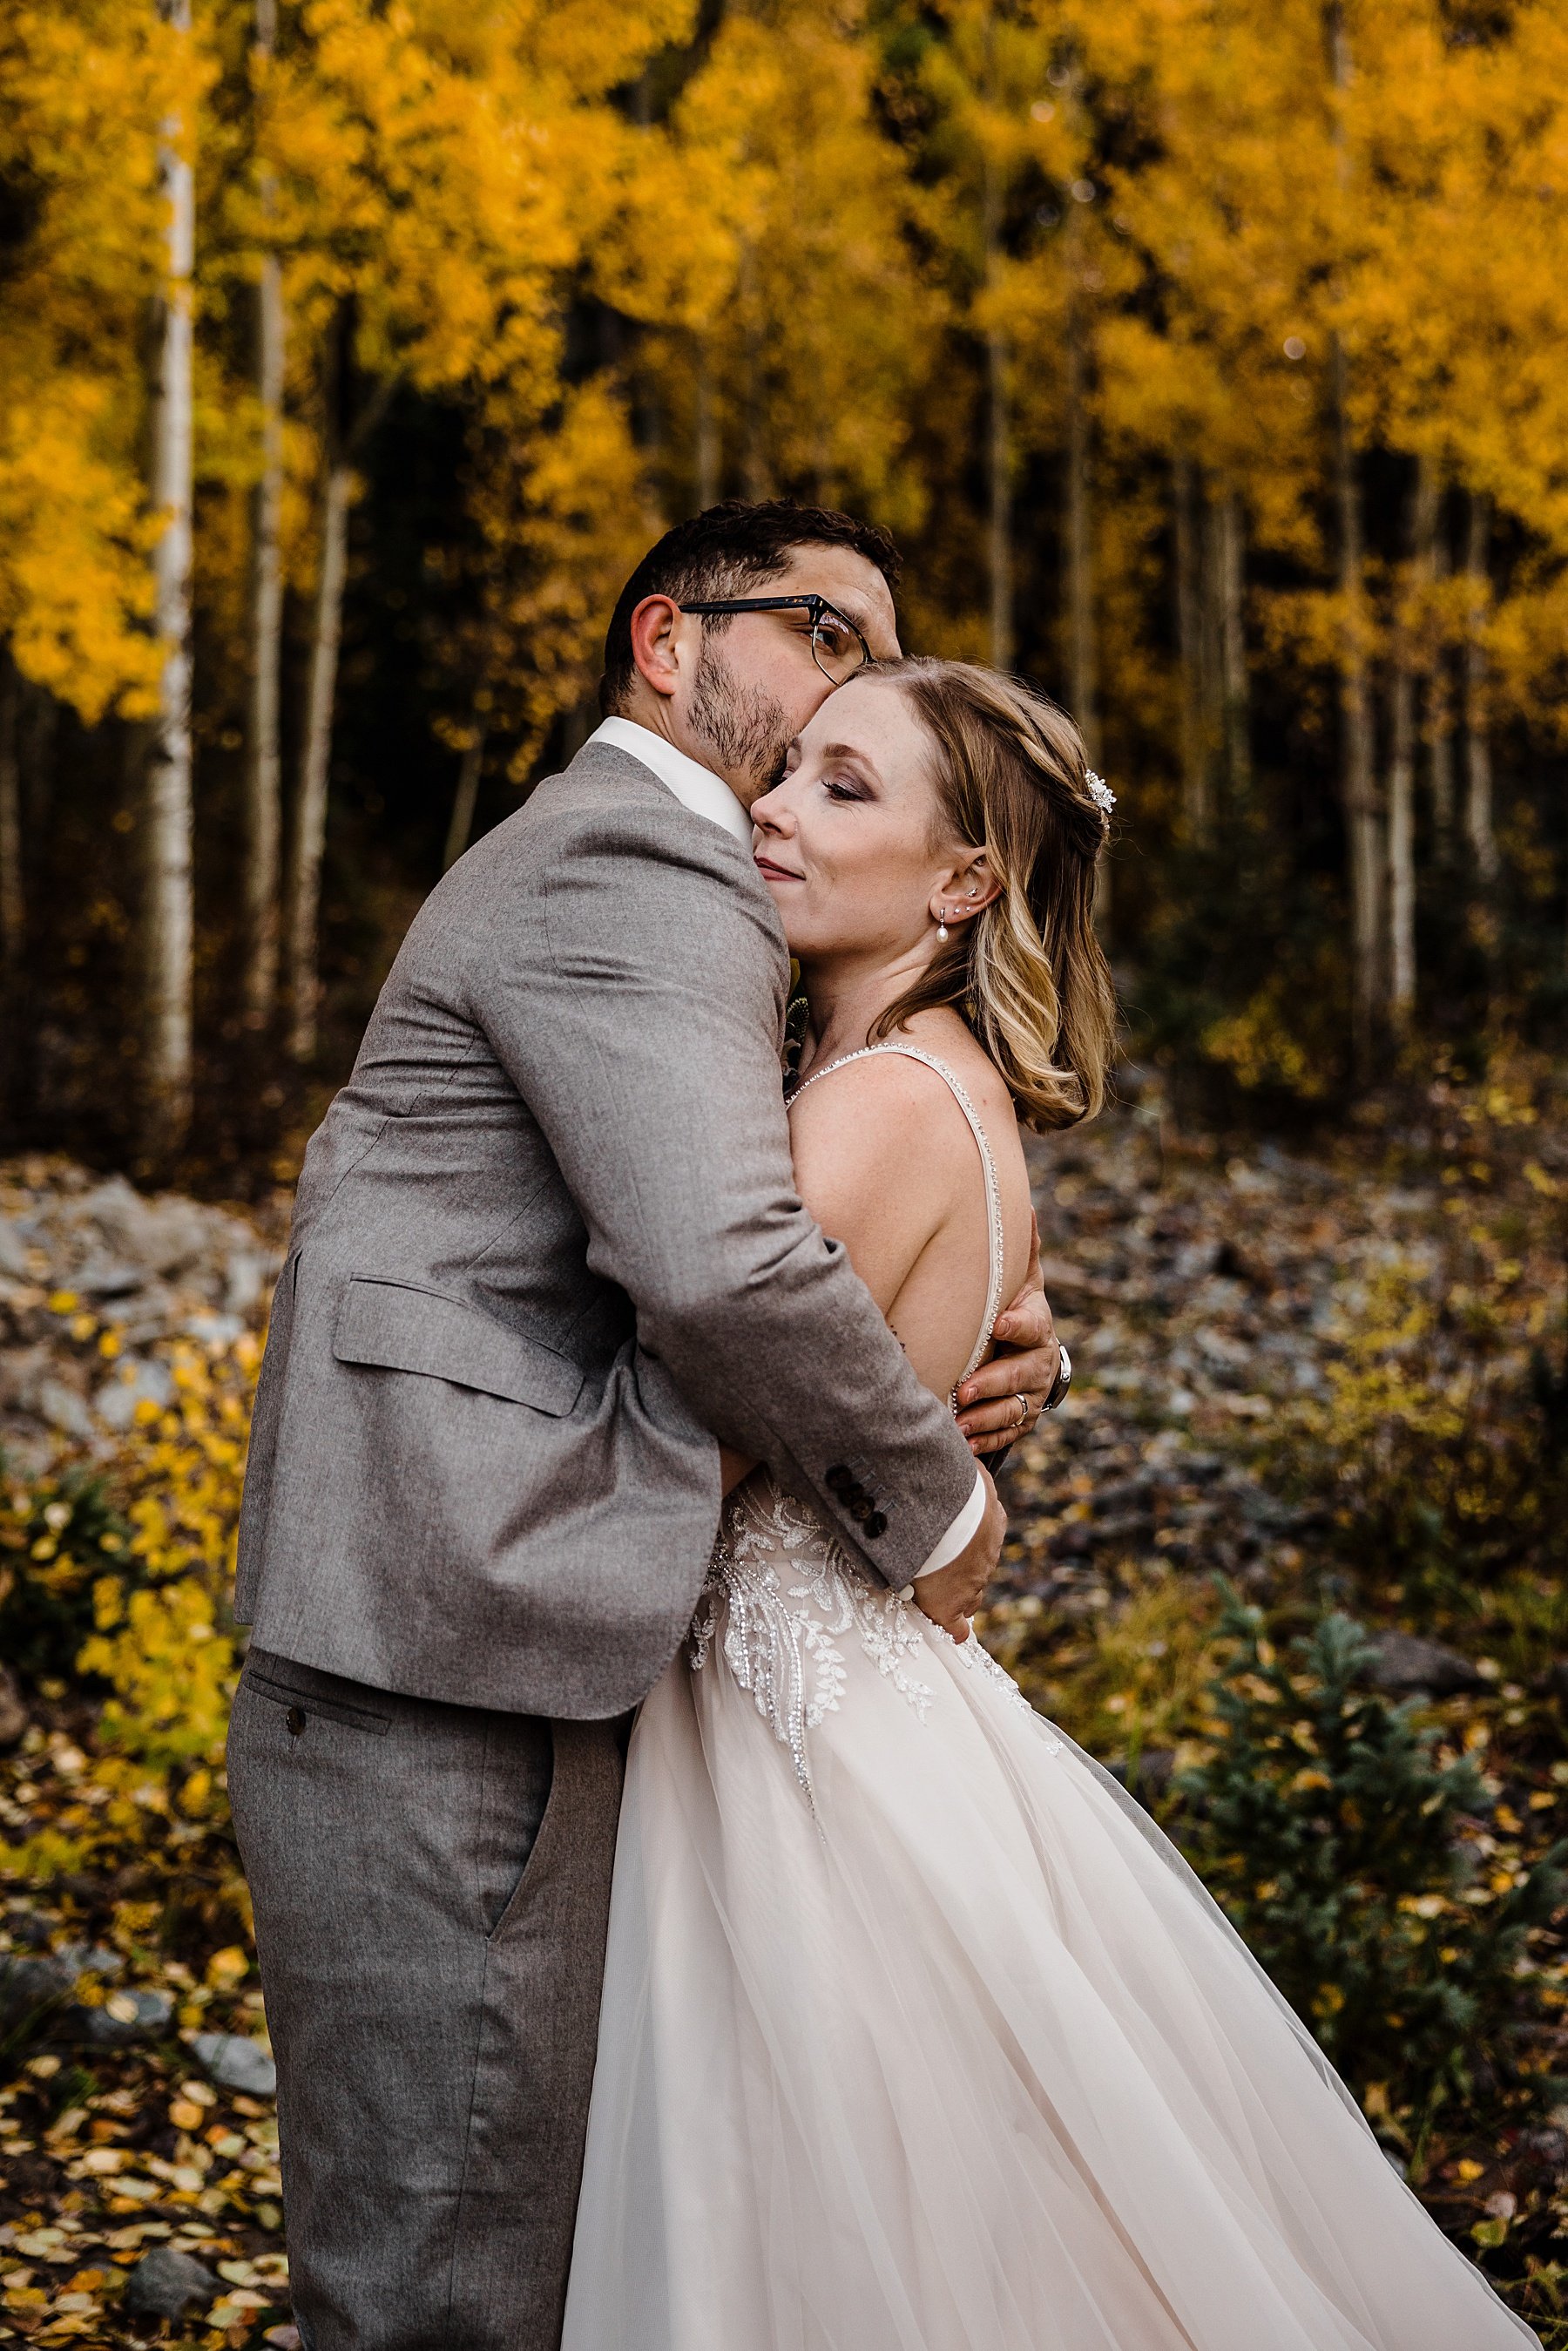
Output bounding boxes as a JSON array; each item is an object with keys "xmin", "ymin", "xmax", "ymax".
[
  {"xmin": 0, "ymin": 1162, "xmax": 287, "ymax": 1475},
  {"xmin": 1, "ymin": 1098, "xmax": 1565, "ymax": 2345}
]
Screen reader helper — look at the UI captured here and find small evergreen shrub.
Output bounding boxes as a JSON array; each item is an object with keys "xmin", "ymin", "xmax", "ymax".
[
  {"xmin": 1177, "ymin": 1590, "xmax": 1567, "ymax": 2117},
  {"xmin": 0, "ymin": 1457, "xmax": 133, "ymax": 1684}
]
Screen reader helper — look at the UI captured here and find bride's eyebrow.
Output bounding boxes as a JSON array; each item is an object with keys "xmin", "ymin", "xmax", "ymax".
[{"xmin": 820, "ymin": 743, "xmax": 880, "ymax": 784}]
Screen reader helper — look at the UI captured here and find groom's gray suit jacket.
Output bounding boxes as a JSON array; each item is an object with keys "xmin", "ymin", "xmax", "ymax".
[{"xmin": 235, "ymin": 736, "xmax": 978, "ymax": 1718}]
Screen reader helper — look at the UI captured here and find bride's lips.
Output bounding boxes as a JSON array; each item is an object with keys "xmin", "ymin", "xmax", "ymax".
[{"xmin": 754, "ymin": 854, "xmax": 803, "ymax": 882}]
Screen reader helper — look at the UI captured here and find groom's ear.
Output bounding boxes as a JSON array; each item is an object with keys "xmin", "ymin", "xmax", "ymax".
[{"xmin": 629, "ymin": 594, "xmax": 686, "ymax": 700}]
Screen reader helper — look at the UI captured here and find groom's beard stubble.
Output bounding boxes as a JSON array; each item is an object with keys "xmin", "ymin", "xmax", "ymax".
[{"xmin": 688, "ymin": 637, "xmax": 794, "ymax": 806}]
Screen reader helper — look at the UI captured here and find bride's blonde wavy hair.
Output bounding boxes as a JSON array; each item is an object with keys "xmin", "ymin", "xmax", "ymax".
[{"xmin": 870, "ymin": 659, "xmax": 1118, "ymax": 1131}]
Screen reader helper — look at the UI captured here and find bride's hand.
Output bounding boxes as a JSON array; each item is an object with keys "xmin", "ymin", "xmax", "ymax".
[{"xmin": 955, "ymin": 1213, "xmax": 1060, "ymax": 1456}]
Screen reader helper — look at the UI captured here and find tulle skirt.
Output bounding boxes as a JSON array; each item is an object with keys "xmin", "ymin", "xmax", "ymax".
[{"xmin": 561, "ymin": 1477, "xmax": 1536, "ymax": 2351}]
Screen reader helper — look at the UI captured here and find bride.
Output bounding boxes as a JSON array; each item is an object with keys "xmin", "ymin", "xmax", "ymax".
[{"xmin": 561, "ymin": 659, "xmax": 1534, "ymax": 2350}]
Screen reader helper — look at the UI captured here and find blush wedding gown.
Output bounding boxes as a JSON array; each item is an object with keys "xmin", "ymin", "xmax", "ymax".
[{"xmin": 561, "ymin": 1046, "xmax": 1536, "ymax": 2351}]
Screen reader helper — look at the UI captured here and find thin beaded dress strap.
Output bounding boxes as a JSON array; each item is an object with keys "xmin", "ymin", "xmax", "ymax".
[{"xmin": 787, "ymin": 1044, "xmax": 1005, "ymax": 1391}]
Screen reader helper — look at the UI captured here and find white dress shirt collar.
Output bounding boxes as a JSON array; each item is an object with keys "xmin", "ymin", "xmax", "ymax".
[{"xmin": 587, "ymin": 716, "xmax": 754, "ymax": 850}]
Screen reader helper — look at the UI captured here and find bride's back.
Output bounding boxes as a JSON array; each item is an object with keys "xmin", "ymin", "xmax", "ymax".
[{"xmin": 786, "ymin": 1007, "xmax": 1036, "ymax": 1407}]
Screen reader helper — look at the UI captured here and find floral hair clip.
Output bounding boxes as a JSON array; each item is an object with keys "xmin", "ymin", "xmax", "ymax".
[{"xmin": 1085, "ymin": 769, "xmax": 1116, "ymax": 819}]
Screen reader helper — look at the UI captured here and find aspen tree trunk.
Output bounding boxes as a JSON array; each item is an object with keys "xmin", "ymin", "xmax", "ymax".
[
  {"xmin": 243, "ymin": 0, "xmax": 285, "ymax": 1028},
  {"xmin": 443, "ymin": 731, "xmax": 484, "ymax": 872},
  {"xmin": 0, "ymin": 654, "xmax": 22, "ymax": 1122},
  {"xmin": 982, "ymin": 142, "xmax": 1012, "ymax": 672},
  {"xmin": 1064, "ymin": 273, "xmax": 1105, "ymax": 932},
  {"xmin": 284, "ymin": 322, "xmax": 390, "ymax": 1066},
  {"xmin": 1324, "ymin": 5, "xmax": 1379, "ymax": 1071},
  {"xmin": 1173, "ymin": 454, "xmax": 1207, "ymax": 840},
  {"xmin": 1214, "ymin": 491, "xmax": 1250, "ymax": 802},
  {"xmin": 1413, "ymin": 457, "xmax": 1454, "ymax": 857},
  {"xmin": 143, "ymin": 0, "xmax": 196, "ymax": 1161},
  {"xmin": 739, "ymin": 247, "xmax": 767, "ymax": 503},
  {"xmin": 695, "ymin": 336, "xmax": 720, "ymax": 510},
  {"xmin": 1387, "ymin": 498, "xmax": 1417, "ymax": 1026},
  {"xmin": 0, "ymin": 655, "xmax": 20, "ymax": 1006},
  {"xmin": 286, "ymin": 451, "xmax": 351, "ymax": 1065},
  {"xmin": 1331, "ymin": 334, "xmax": 1381, "ymax": 1078},
  {"xmin": 1064, "ymin": 308, "xmax": 1097, "ymax": 759},
  {"xmin": 1463, "ymin": 489, "xmax": 1499, "ymax": 885}
]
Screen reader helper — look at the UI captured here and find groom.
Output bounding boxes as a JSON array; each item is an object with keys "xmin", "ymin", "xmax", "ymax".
[{"xmin": 229, "ymin": 499, "xmax": 1062, "ymax": 2351}]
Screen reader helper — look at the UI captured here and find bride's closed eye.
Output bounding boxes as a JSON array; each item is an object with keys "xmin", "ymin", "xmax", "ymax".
[{"xmin": 822, "ymin": 773, "xmax": 869, "ymax": 804}]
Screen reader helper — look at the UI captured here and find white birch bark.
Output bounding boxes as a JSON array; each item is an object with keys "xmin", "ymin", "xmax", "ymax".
[
  {"xmin": 695, "ymin": 335, "xmax": 720, "ymax": 510},
  {"xmin": 286, "ymin": 452, "xmax": 352, "ymax": 1065},
  {"xmin": 1064, "ymin": 283, "xmax": 1105, "ymax": 932},
  {"xmin": 143, "ymin": 0, "xmax": 195, "ymax": 1158},
  {"xmin": 443, "ymin": 731, "xmax": 484, "ymax": 872},
  {"xmin": 1215, "ymin": 491, "xmax": 1250, "ymax": 801},
  {"xmin": 982, "ymin": 138, "xmax": 1012, "ymax": 672},
  {"xmin": 1463, "ymin": 489, "xmax": 1499, "ymax": 885},
  {"xmin": 1387, "ymin": 563, "xmax": 1416, "ymax": 1026},
  {"xmin": 1327, "ymin": 6, "xmax": 1380, "ymax": 1074},
  {"xmin": 0, "ymin": 657, "xmax": 20, "ymax": 999},
  {"xmin": 1413, "ymin": 456, "xmax": 1454, "ymax": 857},
  {"xmin": 243, "ymin": 0, "xmax": 285, "ymax": 1026},
  {"xmin": 1064, "ymin": 297, "xmax": 1097, "ymax": 759},
  {"xmin": 1331, "ymin": 332, "xmax": 1381, "ymax": 1076}
]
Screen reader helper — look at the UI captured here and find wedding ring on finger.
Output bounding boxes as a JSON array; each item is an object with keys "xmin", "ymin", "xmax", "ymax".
[
  {"xmin": 1013, "ymin": 1392, "xmax": 1031, "ymax": 1430},
  {"xmin": 1043, "ymin": 1341, "xmax": 1072, "ymax": 1413}
]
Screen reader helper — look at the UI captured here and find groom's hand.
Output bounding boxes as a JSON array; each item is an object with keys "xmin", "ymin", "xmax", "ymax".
[
  {"xmin": 912, "ymin": 1466, "xmax": 1004, "ymax": 1644},
  {"xmin": 955, "ymin": 1212, "xmax": 1060, "ymax": 1457}
]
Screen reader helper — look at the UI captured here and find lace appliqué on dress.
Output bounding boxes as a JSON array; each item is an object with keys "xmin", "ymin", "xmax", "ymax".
[{"xmin": 690, "ymin": 1479, "xmax": 935, "ymax": 1811}]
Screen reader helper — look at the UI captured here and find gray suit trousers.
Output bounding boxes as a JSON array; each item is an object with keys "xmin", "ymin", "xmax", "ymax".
[{"xmin": 226, "ymin": 1650, "xmax": 624, "ymax": 2351}]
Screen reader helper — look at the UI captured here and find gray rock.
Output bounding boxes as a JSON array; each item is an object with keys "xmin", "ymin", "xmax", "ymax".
[
  {"xmin": 0, "ymin": 1218, "xmax": 31, "ymax": 1278},
  {"xmin": 65, "ymin": 1986, "xmax": 174, "ymax": 2048},
  {"xmin": 95, "ymin": 1355, "xmax": 174, "ymax": 1430},
  {"xmin": 1362, "ymin": 1633, "xmax": 1484, "ymax": 1697},
  {"xmin": 183, "ymin": 1308, "xmax": 246, "ymax": 1348},
  {"xmin": 193, "ymin": 2029, "xmax": 277, "ymax": 2097},
  {"xmin": 72, "ymin": 1256, "xmax": 148, "ymax": 1300},
  {"xmin": 73, "ymin": 1177, "xmax": 210, "ymax": 1280},
  {"xmin": 123, "ymin": 2246, "xmax": 216, "ymax": 2321},
  {"xmin": 0, "ymin": 1661, "xmax": 27, "ymax": 1748},
  {"xmin": 54, "ymin": 1942, "xmax": 123, "ymax": 1983},
  {"xmin": 224, "ymin": 1250, "xmax": 276, "ymax": 1316},
  {"xmin": 0, "ymin": 1952, "xmax": 74, "ymax": 2022},
  {"xmin": 1517, "ymin": 2125, "xmax": 1568, "ymax": 2178},
  {"xmin": 35, "ymin": 1377, "xmax": 93, "ymax": 1440}
]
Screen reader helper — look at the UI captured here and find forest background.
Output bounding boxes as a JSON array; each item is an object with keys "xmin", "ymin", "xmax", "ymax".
[
  {"xmin": 4, "ymin": 1, "xmax": 1568, "ymax": 2346},
  {"xmin": 2, "ymin": 0, "xmax": 1567, "ymax": 1162}
]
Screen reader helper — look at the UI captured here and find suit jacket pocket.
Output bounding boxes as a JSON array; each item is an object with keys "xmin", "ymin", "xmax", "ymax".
[{"xmin": 332, "ymin": 1276, "xmax": 584, "ymax": 1417}]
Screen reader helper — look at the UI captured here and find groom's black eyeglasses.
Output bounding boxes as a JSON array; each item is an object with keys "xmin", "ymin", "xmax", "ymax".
[{"xmin": 677, "ymin": 595, "xmax": 872, "ymax": 685}]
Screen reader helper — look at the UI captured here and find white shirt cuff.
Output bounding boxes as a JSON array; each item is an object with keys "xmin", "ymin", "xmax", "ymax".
[{"xmin": 913, "ymin": 1468, "xmax": 986, "ymax": 1581}]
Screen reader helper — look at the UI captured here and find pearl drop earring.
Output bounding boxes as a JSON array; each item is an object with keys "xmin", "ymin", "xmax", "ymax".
[{"xmin": 936, "ymin": 911, "xmax": 949, "ymax": 942}]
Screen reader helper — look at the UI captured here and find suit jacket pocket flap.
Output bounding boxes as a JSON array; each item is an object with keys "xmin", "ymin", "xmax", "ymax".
[{"xmin": 333, "ymin": 1277, "xmax": 583, "ymax": 1416}]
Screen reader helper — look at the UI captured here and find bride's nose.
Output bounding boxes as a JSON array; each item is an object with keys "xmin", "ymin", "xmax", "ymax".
[{"xmin": 751, "ymin": 785, "xmax": 794, "ymax": 839}]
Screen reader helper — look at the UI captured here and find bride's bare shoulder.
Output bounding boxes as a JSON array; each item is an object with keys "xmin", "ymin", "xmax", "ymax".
[{"xmin": 790, "ymin": 1027, "xmax": 1016, "ymax": 1201}]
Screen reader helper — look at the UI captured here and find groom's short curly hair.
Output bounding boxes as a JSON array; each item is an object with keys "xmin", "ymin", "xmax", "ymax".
[{"xmin": 598, "ymin": 499, "xmax": 902, "ymax": 716}]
